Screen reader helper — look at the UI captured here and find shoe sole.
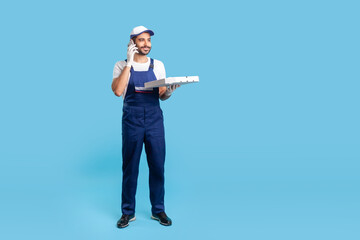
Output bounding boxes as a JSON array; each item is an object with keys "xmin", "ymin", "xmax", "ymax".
[
  {"xmin": 117, "ymin": 216, "xmax": 136, "ymax": 228},
  {"xmin": 151, "ymin": 215, "xmax": 171, "ymax": 226}
]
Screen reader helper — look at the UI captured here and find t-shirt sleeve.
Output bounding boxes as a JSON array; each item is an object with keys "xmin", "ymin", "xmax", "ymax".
[
  {"xmin": 154, "ymin": 60, "xmax": 166, "ymax": 80},
  {"xmin": 113, "ymin": 61, "xmax": 126, "ymax": 79}
]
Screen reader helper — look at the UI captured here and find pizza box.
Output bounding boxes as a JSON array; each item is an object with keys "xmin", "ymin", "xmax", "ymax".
[{"xmin": 144, "ymin": 76, "xmax": 199, "ymax": 88}]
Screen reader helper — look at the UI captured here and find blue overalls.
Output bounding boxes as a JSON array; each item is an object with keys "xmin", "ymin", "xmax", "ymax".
[{"xmin": 121, "ymin": 58, "xmax": 166, "ymax": 215}]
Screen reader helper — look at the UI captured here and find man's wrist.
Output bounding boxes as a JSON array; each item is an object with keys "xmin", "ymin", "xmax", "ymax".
[
  {"xmin": 164, "ymin": 91, "xmax": 172, "ymax": 97},
  {"xmin": 125, "ymin": 60, "xmax": 132, "ymax": 67}
]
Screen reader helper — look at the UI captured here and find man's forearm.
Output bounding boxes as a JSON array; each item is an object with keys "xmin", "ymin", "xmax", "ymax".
[{"xmin": 112, "ymin": 66, "xmax": 131, "ymax": 97}]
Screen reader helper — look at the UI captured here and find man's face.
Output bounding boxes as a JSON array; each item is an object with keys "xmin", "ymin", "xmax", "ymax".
[{"xmin": 134, "ymin": 32, "xmax": 152, "ymax": 55}]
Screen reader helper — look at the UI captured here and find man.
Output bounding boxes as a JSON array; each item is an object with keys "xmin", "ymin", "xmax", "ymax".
[{"xmin": 111, "ymin": 26, "xmax": 179, "ymax": 228}]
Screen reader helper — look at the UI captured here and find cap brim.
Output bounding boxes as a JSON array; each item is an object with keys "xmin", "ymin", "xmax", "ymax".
[{"xmin": 130, "ymin": 30, "xmax": 154, "ymax": 38}]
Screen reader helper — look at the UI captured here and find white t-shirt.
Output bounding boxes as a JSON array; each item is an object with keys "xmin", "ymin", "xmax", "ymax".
[{"xmin": 113, "ymin": 57, "xmax": 166, "ymax": 98}]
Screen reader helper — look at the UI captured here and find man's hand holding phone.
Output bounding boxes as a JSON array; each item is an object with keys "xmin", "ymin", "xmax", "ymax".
[{"xmin": 126, "ymin": 39, "xmax": 138, "ymax": 67}]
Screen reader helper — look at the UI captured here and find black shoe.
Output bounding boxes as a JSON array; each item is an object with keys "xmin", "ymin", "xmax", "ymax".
[
  {"xmin": 151, "ymin": 212, "xmax": 172, "ymax": 226},
  {"xmin": 117, "ymin": 214, "xmax": 136, "ymax": 228}
]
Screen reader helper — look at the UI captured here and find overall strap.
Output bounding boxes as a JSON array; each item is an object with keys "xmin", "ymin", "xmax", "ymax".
[{"xmin": 149, "ymin": 58, "xmax": 154, "ymax": 69}]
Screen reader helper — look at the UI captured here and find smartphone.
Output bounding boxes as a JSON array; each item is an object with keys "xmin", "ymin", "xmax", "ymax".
[{"xmin": 128, "ymin": 39, "xmax": 135, "ymax": 47}]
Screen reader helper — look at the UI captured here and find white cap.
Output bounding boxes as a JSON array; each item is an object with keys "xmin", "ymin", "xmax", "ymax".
[{"xmin": 130, "ymin": 26, "xmax": 154, "ymax": 39}]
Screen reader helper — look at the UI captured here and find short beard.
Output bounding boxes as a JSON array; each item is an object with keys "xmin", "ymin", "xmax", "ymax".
[{"xmin": 138, "ymin": 47, "xmax": 151, "ymax": 56}]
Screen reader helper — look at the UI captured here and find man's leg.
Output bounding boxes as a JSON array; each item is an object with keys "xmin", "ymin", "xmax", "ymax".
[
  {"xmin": 121, "ymin": 106, "xmax": 145, "ymax": 215},
  {"xmin": 144, "ymin": 106, "xmax": 166, "ymax": 214}
]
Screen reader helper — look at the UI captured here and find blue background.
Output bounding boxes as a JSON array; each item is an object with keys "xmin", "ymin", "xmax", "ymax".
[{"xmin": 1, "ymin": 0, "xmax": 359, "ymax": 239}]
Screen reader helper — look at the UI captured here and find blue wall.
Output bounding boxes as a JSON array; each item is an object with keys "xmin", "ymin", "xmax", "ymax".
[{"xmin": 0, "ymin": 0, "xmax": 359, "ymax": 239}]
